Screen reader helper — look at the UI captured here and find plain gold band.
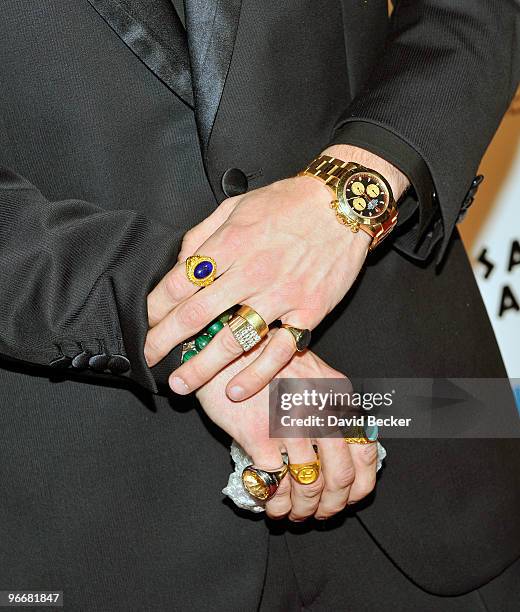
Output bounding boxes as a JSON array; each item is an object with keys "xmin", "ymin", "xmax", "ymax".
[{"xmin": 236, "ymin": 305, "xmax": 269, "ymax": 338}]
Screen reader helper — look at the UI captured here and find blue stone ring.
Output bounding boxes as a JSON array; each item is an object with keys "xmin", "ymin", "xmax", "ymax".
[{"xmin": 185, "ymin": 255, "xmax": 217, "ymax": 287}]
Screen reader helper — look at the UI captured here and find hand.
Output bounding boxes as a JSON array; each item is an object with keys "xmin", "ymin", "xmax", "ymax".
[
  {"xmin": 145, "ymin": 145, "xmax": 408, "ymax": 399},
  {"xmin": 196, "ymin": 342, "xmax": 378, "ymax": 521}
]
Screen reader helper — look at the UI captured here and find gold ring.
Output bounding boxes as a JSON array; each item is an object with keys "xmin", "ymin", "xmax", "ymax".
[
  {"xmin": 288, "ymin": 460, "xmax": 320, "ymax": 485},
  {"xmin": 185, "ymin": 255, "xmax": 217, "ymax": 287},
  {"xmin": 344, "ymin": 424, "xmax": 378, "ymax": 444},
  {"xmin": 228, "ymin": 304, "xmax": 269, "ymax": 352},
  {"xmin": 242, "ymin": 464, "xmax": 288, "ymax": 501},
  {"xmin": 280, "ymin": 324, "xmax": 312, "ymax": 352}
]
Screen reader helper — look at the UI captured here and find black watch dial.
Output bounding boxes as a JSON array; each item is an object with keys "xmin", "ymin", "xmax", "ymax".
[{"xmin": 341, "ymin": 172, "xmax": 389, "ymax": 219}]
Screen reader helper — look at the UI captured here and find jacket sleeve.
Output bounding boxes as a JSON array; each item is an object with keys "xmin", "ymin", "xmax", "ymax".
[
  {"xmin": 329, "ymin": 0, "xmax": 520, "ymax": 263},
  {"xmin": 0, "ymin": 166, "xmax": 182, "ymax": 394}
]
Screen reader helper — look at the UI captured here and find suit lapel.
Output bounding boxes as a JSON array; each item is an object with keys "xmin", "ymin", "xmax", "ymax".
[
  {"xmin": 87, "ymin": 0, "xmax": 194, "ymax": 107},
  {"xmin": 185, "ymin": 0, "xmax": 242, "ymax": 153}
]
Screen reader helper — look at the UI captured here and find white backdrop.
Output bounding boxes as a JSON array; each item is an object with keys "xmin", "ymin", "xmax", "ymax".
[{"xmin": 460, "ymin": 93, "xmax": 520, "ymax": 408}]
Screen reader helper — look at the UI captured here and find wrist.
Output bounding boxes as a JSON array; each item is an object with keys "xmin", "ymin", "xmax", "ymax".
[
  {"xmin": 321, "ymin": 144, "xmax": 410, "ymax": 201},
  {"xmin": 291, "ymin": 174, "xmax": 372, "ymax": 255}
]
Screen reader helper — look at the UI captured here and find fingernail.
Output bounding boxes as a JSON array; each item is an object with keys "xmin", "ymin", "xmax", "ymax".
[
  {"xmin": 228, "ymin": 385, "xmax": 245, "ymax": 401},
  {"xmin": 170, "ymin": 376, "xmax": 189, "ymax": 395}
]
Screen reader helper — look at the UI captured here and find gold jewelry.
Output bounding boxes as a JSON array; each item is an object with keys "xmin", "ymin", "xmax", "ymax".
[
  {"xmin": 185, "ymin": 255, "xmax": 217, "ymax": 287},
  {"xmin": 228, "ymin": 305, "xmax": 269, "ymax": 352},
  {"xmin": 344, "ymin": 425, "xmax": 377, "ymax": 444},
  {"xmin": 288, "ymin": 460, "xmax": 320, "ymax": 485},
  {"xmin": 299, "ymin": 155, "xmax": 352, "ymax": 189},
  {"xmin": 242, "ymin": 464, "xmax": 288, "ymax": 501},
  {"xmin": 299, "ymin": 155, "xmax": 398, "ymax": 251},
  {"xmin": 280, "ymin": 324, "xmax": 311, "ymax": 352}
]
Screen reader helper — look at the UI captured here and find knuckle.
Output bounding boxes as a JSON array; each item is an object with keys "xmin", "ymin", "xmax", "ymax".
[
  {"xmin": 183, "ymin": 356, "xmax": 209, "ymax": 384},
  {"xmin": 329, "ymin": 464, "xmax": 356, "ymax": 490},
  {"xmin": 309, "ymin": 290, "xmax": 327, "ymax": 312},
  {"xmin": 144, "ymin": 333, "xmax": 162, "ymax": 360},
  {"xmin": 176, "ymin": 300, "xmax": 207, "ymax": 329},
  {"xmin": 220, "ymin": 328, "xmax": 245, "ymax": 356},
  {"xmin": 286, "ymin": 438, "xmax": 310, "ymax": 454},
  {"xmin": 289, "ymin": 512, "xmax": 313, "ymax": 522},
  {"xmin": 181, "ymin": 228, "xmax": 195, "ymax": 249},
  {"xmin": 146, "ymin": 295, "xmax": 160, "ymax": 326},
  {"xmin": 317, "ymin": 504, "xmax": 346, "ymax": 520},
  {"xmin": 220, "ymin": 223, "xmax": 246, "ymax": 252},
  {"xmin": 299, "ymin": 480, "xmax": 323, "ymax": 499},
  {"xmin": 350, "ymin": 481, "xmax": 376, "ymax": 504},
  {"xmin": 271, "ymin": 337, "xmax": 295, "ymax": 363},
  {"xmin": 276, "ymin": 479, "xmax": 291, "ymax": 499},
  {"xmin": 241, "ymin": 367, "xmax": 267, "ymax": 390},
  {"xmin": 164, "ymin": 271, "xmax": 188, "ymax": 303},
  {"xmin": 265, "ymin": 487, "xmax": 291, "ymax": 519},
  {"xmin": 243, "ymin": 251, "xmax": 275, "ymax": 282},
  {"xmin": 222, "ymin": 196, "xmax": 240, "ymax": 213},
  {"xmin": 145, "ymin": 330, "xmax": 161, "ymax": 355},
  {"xmin": 356, "ymin": 444, "xmax": 378, "ymax": 467},
  {"xmin": 266, "ymin": 506, "xmax": 289, "ymax": 520}
]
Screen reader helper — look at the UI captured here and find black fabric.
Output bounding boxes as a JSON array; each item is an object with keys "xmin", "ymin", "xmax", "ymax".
[
  {"xmin": 0, "ymin": 369, "xmax": 269, "ymax": 611},
  {"xmin": 260, "ymin": 528, "xmax": 520, "ymax": 611},
  {"xmin": 184, "ymin": 0, "xmax": 242, "ymax": 154},
  {"xmin": 170, "ymin": 0, "xmax": 185, "ymax": 28},
  {"xmin": 87, "ymin": 0, "xmax": 193, "ymax": 106},
  {"xmin": 331, "ymin": 0, "xmax": 520, "ymax": 263},
  {"xmin": 0, "ymin": 1, "xmax": 518, "ymax": 609}
]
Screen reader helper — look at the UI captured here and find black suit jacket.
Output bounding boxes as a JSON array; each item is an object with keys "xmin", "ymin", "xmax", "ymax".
[{"xmin": 0, "ymin": 1, "xmax": 519, "ymax": 609}]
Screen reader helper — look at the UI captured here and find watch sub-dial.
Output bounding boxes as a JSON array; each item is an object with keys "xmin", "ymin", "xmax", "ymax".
[
  {"xmin": 352, "ymin": 197, "xmax": 366, "ymax": 211},
  {"xmin": 351, "ymin": 181, "xmax": 365, "ymax": 195},
  {"xmin": 366, "ymin": 183, "xmax": 380, "ymax": 198}
]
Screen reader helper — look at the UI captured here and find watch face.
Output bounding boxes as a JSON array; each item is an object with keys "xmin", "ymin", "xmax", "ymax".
[{"xmin": 340, "ymin": 172, "xmax": 389, "ymax": 220}]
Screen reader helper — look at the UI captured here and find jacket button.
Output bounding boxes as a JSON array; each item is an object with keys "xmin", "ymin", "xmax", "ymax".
[
  {"xmin": 89, "ymin": 353, "xmax": 111, "ymax": 371},
  {"xmin": 71, "ymin": 350, "xmax": 92, "ymax": 370},
  {"xmin": 221, "ymin": 168, "xmax": 248, "ymax": 197},
  {"xmin": 457, "ymin": 174, "xmax": 484, "ymax": 223},
  {"xmin": 108, "ymin": 354, "xmax": 131, "ymax": 374}
]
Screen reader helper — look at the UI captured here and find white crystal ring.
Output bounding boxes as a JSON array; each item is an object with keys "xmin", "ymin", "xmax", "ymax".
[{"xmin": 228, "ymin": 305, "xmax": 268, "ymax": 352}]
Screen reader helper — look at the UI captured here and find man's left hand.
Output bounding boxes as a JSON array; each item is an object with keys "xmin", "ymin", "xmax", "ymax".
[{"xmin": 144, "ymin": 146, "xmax": 408, "ymax": 399}]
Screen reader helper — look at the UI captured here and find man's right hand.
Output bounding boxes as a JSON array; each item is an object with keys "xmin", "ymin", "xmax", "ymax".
[{"xmin": 196, "ymin": 342, "xmax": 378, "ymax": 521}]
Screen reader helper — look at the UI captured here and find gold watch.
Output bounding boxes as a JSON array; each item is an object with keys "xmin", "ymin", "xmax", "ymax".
[{"xmin": 299, "ymin": 155, "xmax": 398, "ymax": 251}]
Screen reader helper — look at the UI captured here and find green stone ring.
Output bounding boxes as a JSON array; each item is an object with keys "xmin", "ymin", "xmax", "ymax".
[{"xmin": 179, "ymin": 309, "xmax": 237, "ymax": 364}]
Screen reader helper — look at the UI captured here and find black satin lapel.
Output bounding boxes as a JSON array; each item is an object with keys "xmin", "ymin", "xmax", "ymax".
[
  {"xmin": 87, "ymin": 0, "xmax": 193, "ymax": 107},
  {"xmin": 185, "ymin": 0, "xmax": 242, "ymax": 151}
]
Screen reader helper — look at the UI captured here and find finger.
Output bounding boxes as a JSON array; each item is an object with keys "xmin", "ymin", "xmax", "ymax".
[
  {"xmin": 226, "ymin": 326, "xmax": 297, "ymax": 401},
  {"xmin": 285, "ymin": 439, "xmax": 323, "ymax": 522},
  {"xmin": 346, "ymin": 442, "xmax": 378, "ymax": 505},
  {"xmin": 166, "ymin": 298, "xmax": 280, "ymax": 394},
  {"xmin": 147, "ymin": 247, "xmax": 232, "ymax": 329},
  {"xmin": 249, "ymin": 444, "xmax": 291, "ymax": 520},
  {"xmin": 147, "ymin": 258, "xmax": 221, "ymax": 328},
  {"xmin": 314, "ymin": 438, "xmax": 355, "ymax": 520},
  {"xmin": 145, "ymin": 272, "xmax": 245, "ymax": 367},
  {"xmin": 265, "ymin": 474, "xmax": 291, "ymax": 520},
  {"xmin": 147, "ymin": 216, "xmax": 246, "ymax": 327}
]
